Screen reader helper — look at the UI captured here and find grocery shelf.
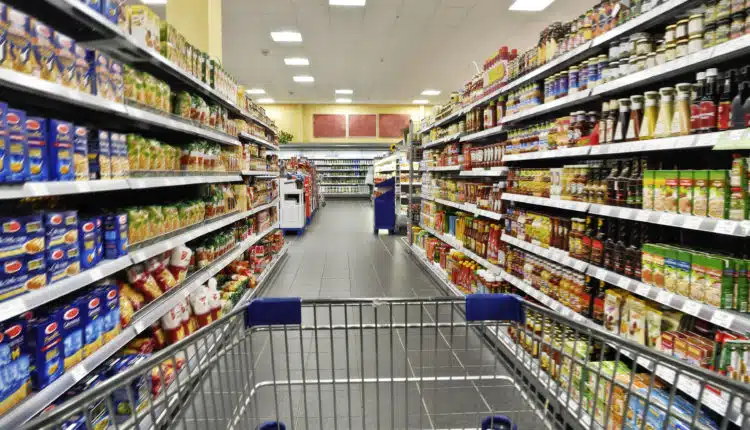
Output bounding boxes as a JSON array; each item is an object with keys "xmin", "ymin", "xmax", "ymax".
[
  {"xmin": 127, "ymin": 105, "xmax": 241, "ymax": 147},
  {"xmin": 459, "ymin": 125, "xmax": 505, "ymax": 142},
  {"xmin": 502, "ymin": 90, "xmax": 592, "ymax": 125},
  {"xmin": 501, "ymin": 234, "xmax": 588, "ymax": 272},
  {"xmin": 319, "ymin": 182, "xmax": 364, "ymax": 186},
  {"xmin": 242, "ymin": 170, "xmax": 280, "ymax": 177},
  {"xmin": 239, "ymin": 132, "xmax": 279, "ymax": 151},
  {"xmin": 399, "ymin": 182, "xmax": 422, "ymax": 186},
  {"xmin": 458, "ymin": 168, "xmax": 508, "ymax": 177},
  {"xmin": 422, "ymin": 132, "xmax": 464, "ymax": 149},
  {"xmin": 127, "ymin": 174, "xmax": 243, "ymax": 189},
  {"xmin": 323, "ymin": 192, "xmax": 370, "ymax": 197},
  {"xmin": 422, "ymin": 195, "xmax": 503, "ymax": 221},
  {"xmin": 418, "ymin": 110, "xmax": 464, "ymax": 134},
  {"xmin": 0, "ymin": 222, "xmax": 280, "ymax": 429},
  {"xmin": 406, "ymin": 239, "xmax": 466, "ymax": 298},
  {"xmin": 319, "ymin": 175, "xmax": 365, "ymax": 179},
  {"xmin": 419, "ymin": 224, "xmax": 502, "ymax": 274},
  {"xmin": 425, "ymin": 165, "xmax": 461, "ymax": 172},
  {"xmin": 589, "ymin": 131, "xmax": 723, "ymax": 156},
  {"xmin": 503, "ymin": 146, "xmax": 590, "ymax": 162},
  {"xmin": 501, "ymin": 193, "xmax": 591, "ymax": 212},
  {"xmin": 317, "ymin": 169, "xmax": 368, "ymax": 172},
  {"xmin": 129, "ymin": 199, "xmax": 279, "ymax": 264}
]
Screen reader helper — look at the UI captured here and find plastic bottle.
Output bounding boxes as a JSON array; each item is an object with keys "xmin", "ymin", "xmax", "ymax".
[
  {"xmin": 718, "ymin": 69, "xmax": 735, "ymax": 130},
  {"xmin": 701, "ymin": 68, "xmax": 719, "ymax": 132},
  {"xmin": 731, "ymin": 66, "xmax": 748, "ymax": 129}
]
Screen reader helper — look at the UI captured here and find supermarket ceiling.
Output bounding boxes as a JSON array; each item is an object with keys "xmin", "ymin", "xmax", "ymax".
[{"xmin": 221, "ymin": 0, "xmax": 593, "ymax": 105}]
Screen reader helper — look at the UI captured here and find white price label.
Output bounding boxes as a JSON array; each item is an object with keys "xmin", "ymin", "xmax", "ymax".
[
  {"xmin": 616, "ymin": 277, "xmax": 631, "ymax": 289},
  {"xmin": 636, "ymin": 211, "xmax": 652, "ymax": 222},
  {"xmin": 729, "ymin": 129, "xmax": 745, "ymax": 141},
  {"xmin": 619, "ymin": 208, "xmax": 633, "ymax": 219},
  {"xmin": 658, "ymin": 212, "xmax": 677, "ymax": 225},
  {"xmin": 575, "ymin": 261, "xmax": 588, "ymax": 271},
  {"xmin": 656, "ymin": 290, "xmax": 674, "ymax": 304},
  {"xmin": 134, "ymin": 321, "xmax": 148, "ymax": 333},
  {"xmin": 596, "ymin": 268, "xmax": 608, "ymax": 280},
  {"xmin": 70, "ymin": 365, "xmax": 88, "ymax": 382},
  {"xmin": 714, "ymin": 220, "xmax": 738, "ymax": 235},
  {"xmin": 711, "ymin": 311, "xmax": 735, "ymax": 328},
  {"xmin": 682, "ymin": 301, "xmax": 702, "ymax": 316},
  {"xmin": 635, "ymin": 284, "xmax": 650, "ymax": 296},
  {"xmin": 682, "ymin": 216, "xmax": 703, "ymax": 230},
  {"xmin": 599, "ymin": 206, "xmax": 612, "ymax": 216}
]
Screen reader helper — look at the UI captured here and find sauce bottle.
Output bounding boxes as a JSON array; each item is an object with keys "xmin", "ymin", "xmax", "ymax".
[
  {"xmin": 626, "ymin": 95, "xmax": 643, "ymax": 141},
  {"xmin": 598, "ymin": 102, "xmax": 609, "ymax": 144},
  {"xmin": 627, "ymin": 157, "xmax": 641, "ymax": 208},
  {"xmin": 673, "ymin": 83, "xmax": 692, "ymax": 135},
  {"xmin": 615, "ymin": 158, "xmax": 632, "ymax": 206},
  {"xmin": 606, "ymin": 159, "xmax": 620, "ymax": 205},
  {"xmin": 614, "ymin": 98, "xmax": 630, "ymax": 143},
  {"xmin": 613, "ymin": 220, "xmax": 628, "ymax": 275},
  {"xmin": 603, "ymin": 218, "xmax": 617, "ymax": 271},
  {"xmin": 701, "ymin": 68, "xmax": 719, "ymax": 132},
  {"xmin": 581, "ymin": 216, "xmax": 594, "ymax": 262},
  {"xmin": 654, "ymin": 87, "xmax": 675, "ymax": 138},
  {"xmin": 718, "ymin": 69, "xmax": 735, "ymax": 130},
  {"xmin": 691, "ymin": 72, "xmax": 706, "ymax": 133},
  {"xmin": 641, "ymin": 91, "xmax": 659, "ymax": 140},
  {"xmin": 605, "ymin": 99, "xmax": 618, "ymax": 143},
  {"xmin": 590, "ymin": 217, "xmax": 606, "ymax": 266},
  {"xmin": 731, "ymin": 66, "xmax": 748, "ymax": 129},
  {"xmin": 624, "ymin": 221, "xmax": 641, "ymax": 279}
]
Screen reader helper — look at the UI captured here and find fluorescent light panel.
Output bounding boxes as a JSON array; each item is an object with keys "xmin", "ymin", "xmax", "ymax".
[
  {"xmin": 293, "ymin": 75, "xmax": 315, "ymax": 83},
  {"xmin": 257, "ymin": 98, "xmax": 275, "ymax": 103},
  {"xmin": 412, "ymin": 99, "xmax": 429, "ymax": 105},
  {"xmin": 421, "ymin": 89, "xmax": 440, "ymax": 96},
  {"xmin": 335, "ymin": 89, "xmax": 353, "ymax": 94},
  {"xmin": 509, "ymin": 0, "xmax": 555, "ymax": 11},
  {"xmin": 330, "ymin": 0, "xmax": 366, "ymax": 6},
  {"xmin": 336, "ymin": 98, "xmax": 352, "ymax": 104},
  {"xmin": 270, "ymin": 31, "xmax": 302, "ymax": 42},
  {"xmin": 284, "ymin": 57, "xmax": 309, "ymax": 66},
  {"xmin": 246, "ymin": 88, "xmax": 265, "ymax": 95}
]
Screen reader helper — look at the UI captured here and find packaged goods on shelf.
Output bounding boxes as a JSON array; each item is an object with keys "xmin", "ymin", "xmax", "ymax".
[
  {"xmin": 242, "ymin": 141, "xmax": 278, "ymax": 173},
  {"xmin": 424, "ymin": 177, "xmax": 505, "ymax": 215}
]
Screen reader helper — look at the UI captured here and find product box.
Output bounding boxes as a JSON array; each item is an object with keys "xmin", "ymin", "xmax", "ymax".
[
  {"xmin": 677, "ymin": 170, "xmax": 693, "ymax": 215},
  {"xmin": 47, "ymin": 119, "xmax": 74, "ymax": 181},
  {"xmin": 104, "ymin": 212, "xmax": 128, "ymax": 258},
  {"xmin": 81, "ymin": 290, "xmax": 104, "ymax": 357},
  {"xmin": 101, "ymin": 284, "xmax": 120, "ymax": 343},
  {"xmin": 25, "ymin": 117, "xmax": 47, "ymax": 182},
  {"xmin": 109, "ymin": 59, "xmax": 123, "ymax": 103},
  {"xmin": 663, "ymin": 170, "xmax": 679, "ymax": 213},
  {"xmin": 7, "ymin": 108, "xmax": 29, "ymax": 183},
  {"xmin": 82, "ymin": 0, "xmax": 102, "ymax": 13},
  {"xmin": 73, "ymin": 125, "xmax": 88, "ymax": 181},
  {"xmin": 46, "ymin": 244, "xmax": 79, "ymax": 284},
  {"xmin": 708, "ymin": 170, "xmax": 729, "ymax": 219},
  {"xmin": 0, "ymin": 330, "xmax": 31, "ymax": 415},
  {"xmin": 0, "ymin": 214, "xmax": 44, "ymax": 257},
  {"xmin": 59, "ymin": 298, "xmax": 83, "ymax": 370},
  {"xmin": 87, "ymin": 130, "xmax": 111, "ymax": 179},
  {"xmin": 0, "ymin": 102, "xmax": 7, "ymax": 182},
  {"xmin": 25, "ymin": 253, "xmax": 46, "ymax": 291},
  {"xmin": 78, "ymin": 216, "xmax": 100, "ymax": 270},
  {"xmin": 95, "ymin": 217, "xmax": 103, "ymax": 261},
  {"xmin": 74, "ymin": 43, "xmax": 90, "ymax": 94},
  {"xmin": 44, "ymin": 210, "xmax": 77, "ymax": 248},
  {"xmin": 107, "ymin": 354, "xmax": 150, "ymax": 422},
  {"xmin": 29, "ymin": 18, "xmax": 57, "ymax": 83},
  {"xmin": 59, "ymin": 372, "xmax": 111, "ymax": 429},
  {"xmin": 0, "ymin": 254, "xmax": 29, "ymax": 301},
  {"xmin": 86, "ymin": 50, "xmax": 110, "ymax": 100},
  {"xmin": 114, "ymin": 133, "xmax": 129, "ymax": 177},
  {"xmin": 25, "ymin": 313, "xmax": 64, "ymax": 390},
  {"xmin": 108, "ymin": 132, "xmax": 121, "ymax": 179},
  {"xmin": 5, "ymin": 6, "xmax": 31, "ymax": 74},
  {"xmin": 692, "ymin": 170, "xmax": 709, "ymax": 217},
  {"xmin": 735, "ymin": 260, "xmax": 749, "ymax": 312},
  {"xmin": 102, "ymin": 0, "xmax": 119, "ymax": 25},
  {"xmin": 54, "ymin": 32, "xmax": 76, "ymax": 89},
  {"xmin": 128, "ymin": 6, "xmax": 160, "ymax": 52}
]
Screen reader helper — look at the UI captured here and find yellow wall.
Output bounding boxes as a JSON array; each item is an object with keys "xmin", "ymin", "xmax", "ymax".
[
  {"xmin": 263, "ymin": 104, "xmax": 427, "ymax": 143},
  {"xmin": 167, "ymin": 0, "xmax": 222, "ymax": 61}
]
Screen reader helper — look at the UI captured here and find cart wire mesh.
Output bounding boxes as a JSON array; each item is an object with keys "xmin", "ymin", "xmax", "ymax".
[{"xmin": 21, "ymin": 295, "xmax": 750, "ymax": 430}]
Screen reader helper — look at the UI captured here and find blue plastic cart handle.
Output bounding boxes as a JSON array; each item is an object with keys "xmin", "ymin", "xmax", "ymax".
[
  {"xmin": 466, "ymin": 294, "xmax": 524, "ymax": 324},
  {"xmin": 481, "ymin": 415, "xmax": 517, "ymax": 430},
  {"xmin": 256, "ymin": 421, "xmax": 286, "ymax": 430},
  {"xmin": 246, "ymin": 298, "xmax": 302, "ymax": 327}
]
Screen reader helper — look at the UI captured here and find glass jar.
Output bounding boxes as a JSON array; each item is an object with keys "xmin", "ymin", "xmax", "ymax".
[
  {"xmin": 635, "ymin": 55, "xmax": 647, "ymax": 71},
  {"xmin": 587, "ymin": 59, "xmax": 599, "ymax": 88},
  {"xmin": 597, "ymin": 55, "xmax": 608, "ymax": 81},
  {"xmin": 676, "ymin": 19, "xmax": 689, "ymax": 40},
  {"xmin": 664, "ymin": 24, "xmax": 676, "ymax": 43},
  {"xmin": 730, "ymin": 12, "xmax": 745, "ymax": 38},
  {"xmin": 619, "ymin": 38, "xmax": 633, "ymax": 58},
  {"xmin": 704, "ymin": 23, "xmax": 717, "ymax": 47},
  {"xmin": 655, "ymin": 47, "xmax": 666, "ymax": 65},
  {"xmin": 705, "ymin": 0, "xmax": 718, "ymax": 25},
  {"xmin": 676, "ymin": 39, "xmax": 688, "ymax": 58},
  {"xmin": 641, "ymin": 91, "xmax": 660, "ymax": 140},
  {"xmin": 717, "ymin": 0, "xmax": 732, "ymax": 20},
  {"xmin": 635, "ymin": 38, "xmax": 652, "ymax": 55},
  {"xmin": 628, "ymin": 56, "xmax": 639, "ymax": 74},
  {"xmin": 608, "ymin": 42, "xmax": 619, "ymax": 60},
  {"xmin": 665, "ymin": 43, "xmax": 677, "ymax": 62},
  {"xmin": 716, "ymin": 18, "xmax": 731, "ymax": 43},
  {"xmin": 672, "ymin": 83, "xmax": 692, "ymax": 136},
  {"xmin": 688, "ymin": 14, "xmax": 705, "ymax": 35},
  {"xmin": 655, "ymin": 87, "xmax": 675, "ymax": 138},
  {"xmin": 569, "ymin": 66, "xmax": 579, "ymax": 93},
  {"xmin": 646, "ymin": 52, "xmax": 657, "ymax": 68},
  {"xmin": 558, "ymin": 72, "xmax": 569, "ymax": 98},
  {"xmin": 688, "ymin": 34, "xmax": 704, "ymax": 53},
  {"xmin": 609, "ymin": 61, "xmax": 620, "ymax": 79}
]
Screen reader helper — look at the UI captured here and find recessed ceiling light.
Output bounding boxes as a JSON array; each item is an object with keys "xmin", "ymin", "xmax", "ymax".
[
  {"xmin": 336, "ymin": 98, "xmax": 352, "ymax": 104},
  {"xmin": 257, "ymin": 98, "xmax": 275, "ymax": 104},
  {"xmin": 270, "ymin": 31, "xmax": 302, "ymax": 42},
  {"xmin": 509, "ymin": 0, "xmax": 555, "ymax": 11},
  {"xmin": 284, "ymin": 57, "xmax": 310, "ymax": 66},
  {"xmin": 293, "ymin": 76, "xmax": 315, "ymax": 83},
  {"xmin": 335, "ymin": 89, "xmax": 354, "ymax": 94},
  {"xmin": 412, "ymin": 99, "xmax": 429, "ymax": 105},
  {"xmin": 141, "ymin": 0, "xmax": 167, "ymax": 4},
  {"xmin": 246, "ymin": 88, "xmax": 266, "ymax": 95},
  {"xmin": 421, "ymin": 89, "xmax": 441, "ymax": 96},
  {"xmin": 330, "ymin": 0, "xmax": 366, "ymax": 6}
]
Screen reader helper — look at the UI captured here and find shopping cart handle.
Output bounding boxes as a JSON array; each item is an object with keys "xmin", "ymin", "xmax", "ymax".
[
  {"xmin": 466, "ymin": 294, "xmax": 524, "ymax": 324},
  {"xmin": 246, "ymin": 297, "xmax": 302, "ymax": 327},
  {"xmin": 481, "ymin": 415, "xmax": 517, "ymax": 430},
  {"xmin": 256, "ymin": 421, "xmax": 286, "ymax": 430}
]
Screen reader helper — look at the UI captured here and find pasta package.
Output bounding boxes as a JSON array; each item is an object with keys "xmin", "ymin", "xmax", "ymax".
[
  {"xmin": 126, "ymin": 265, "xmax": 162, "ymax": 302},
  {"xmin": 145, "ymin": 257, "xmax": 177, "ymax": 292}
]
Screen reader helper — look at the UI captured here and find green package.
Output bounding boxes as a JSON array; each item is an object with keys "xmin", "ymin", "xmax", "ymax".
[
  {"xmin": 642, "ymin": 244, "xmax": 654, "ymax": 285},
  {"xmin": 708, "ymin": 170, "xmax": 729, "ymax": 219},
  {"xmin": 663, "ymin": 247, "xmax": 679, "ymax": 293},
  {"xmin": 675, "ymin": 250, "xmax": 692, "ymax": 297},
  {"xmin": 664, "ymin": 170, "xmax": 679, "ymax": 213},
  {"xmin": 642, "ymin": 170, "xmax": 655, "ymax": 210},
  {"xmin": 733, "ymin": 260, "xmax": 748, "ymax": 312},
  {"xmin": 653, "ymin": 171, "xmax": 666, "ymax": 212},
  {"xmin": 678, "ymin": 170, "xmax": 694, "ymax": 215},
  {"xmin": 690, "ymin": 253, "xmax": 705, "ymax": 302},
  {"xmin": 692, "ymin": 170, "xmax": 710, "ymax": 217},
  {"xmin": 722, "ymin": 258, "xmax": 739, "ymax": 310},
  {"xmin": 651, "ymin": 244, "xmax": 666, "ymax": 289}
]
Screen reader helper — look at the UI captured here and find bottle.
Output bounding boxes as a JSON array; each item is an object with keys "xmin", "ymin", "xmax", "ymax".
[
  {"xmin": 731, "ymin": 66, "xmax": 748, "ymax": 129},
  {"xmin": 613, "ymin": 220, "xmax": 628, "ymax": 275},
  {"xmin": 641, "ymin": 91, "xmax": 659, "ymax": 140},
  {"xmin": 614, "ymin": 98, "xmax": 630, "ymax": 142},
  {"xmin": 590, "ymin": 217, "xmax": 606, "ymax": 266},
  {"xmin": 581, "ymin": 216, "xmax": 594, "ymax": 262},
  {"xmin": 606, "ymin": 160, "xmax": 620, "ymax": 205},
  {"xmin": 701, "ymin": 68, "xmax": 719, "ymax": 132},
  {"xmin": 718, "ymin": 69, "xmax": 735, "ymax": 130},
  {"xmin": 603, "ymin": 218, "xmax": 617, "ymax": 271},
  {"xmin": 615, "ymin": 158, "xmax": 632, "ymax": 207},
  {"xmin": 627, "ymin": 158, "xmax": 641, "ymax": 208},
  {"xmin": 599, "ymin": 102, "xmax": 609, "ymax": 144},
  {"xmin": 624, "ymin": 221, "xmax": 641, "ymax": 279},
  {"xmin": 605, "ymin": 100, "xmax": 618, "ymax": 143},
  {"xmin": 626, "ymin": 95, "xmax": 643, "ymax": 141},
  {"xmin": 691, "ymin": 72, "xmax": 705, "ymax": 133},
  {"xmin": 596, "ymin": 163, "xmax": 608, "ymax": 204}
]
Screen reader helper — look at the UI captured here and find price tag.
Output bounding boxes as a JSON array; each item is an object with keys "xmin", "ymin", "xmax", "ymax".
[
  {"xmin": 70, "ymin": 365, "xmax": 88, "ymax": 382},
  {"xmin": 656, "ymin": 290, "xmax": 673, "ymax": 304},
  {"xmin": 714, "ymin": 220, "xmax": 738, "ymax": 235},
  {"xmin": 617, "ymin": 277, "xmax": 631, "ymax": 289},
  {"xmin": 682, "ymin": 300, "xmax": 702, "ymax": 316},
  {"xmin": 711, "ymin": 311, "xmax": 735, "ymax": 328},
  {"xmin": 698, "ymin": 132, "xmax": 721, "ymax": 147},
  {"xmin": 599, "ymin": 206, "xmax": 612, "ymax": 216},
  {"xmin": 596, "ymin": 268, "xmax": 607, "ymax": 280},
  {"xmin": 658, "ymin": 212, "xmax": 677, "ymax": 225},
  {"xmin": 635, "ymin": 284, "xmax": 650, "ymax": 296},
  {"xmin": 619, "ymin": 208, "xmax": 633, "ymax": 219},
  {"xmin": 729, "ymin": 129, "xmax": 745, "ymax": 141},
  {"xmin": 682, "ymin": 216, "xmax": 703, "ymax": 230},
  {"xmin": 636, "ymin": 210, "xmax": 652, "ymax": 222},
  {"xmin": 575, "ymin": 261, "xmax": 588, "ymax": 272}
]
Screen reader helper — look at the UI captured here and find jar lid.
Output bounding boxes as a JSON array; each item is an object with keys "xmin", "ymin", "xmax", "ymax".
[
  {"xmin": 630, "ymin": 94, "xmax": 644, "ymax": 101},
  {"xmin": 665, "ymin": 42, "xmax": 676, "ymax": 48},
  {"xmin": 676, "ymin": 39, "xmax": 688, "ymax": 45},
  {"xmin": 717, "ymin": 18, "xmax": 731, "ymax": 25},
  {"xmin": 569, "ymin": 66, "xmax": 579, "ymax": 71},
  {"xmin": 635, "ymin": 37, "xmax": 651, "ymax": 43},
  {"xmin": 656, "ymin": 47, "xmax": 666, "ymax": 53},
  {"xmin": 676, "ymin": 82, "xmax": 692, "ymax": 91},
  {"xmin": 647, "ymin": 52, "xmax": 657, "ymax": 57},
  {"xmin": 644, "ymin": 90, "xmax": 660, "ymax": 97},
  {"xmin": 666, "ymin": 24, "xmax": 677, "ymax": 30},
  {"xmin": 659, "ymin": 87, "xmax": 675, "ymax": 93},
  {"xmin": 689, "ymin": 14, "xmax": 703, "ymax": 19},
  {"xmin": 689, "ymin": 34, "xmax": 702, "ymax": 40},
  {"xmin": 618, "ymin": 97, "xmax": 631, "ymax": 104}
]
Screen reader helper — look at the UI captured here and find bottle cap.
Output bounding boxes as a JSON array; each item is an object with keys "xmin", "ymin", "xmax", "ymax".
[{"xmin": 706, "ymin": 68, "xmax": 718, "ymax": 77}]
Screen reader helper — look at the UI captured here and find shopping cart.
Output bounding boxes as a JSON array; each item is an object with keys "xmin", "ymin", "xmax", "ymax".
[{"xmin": 22, "ymin": 295, "xmax": 750, "ymax": 430}]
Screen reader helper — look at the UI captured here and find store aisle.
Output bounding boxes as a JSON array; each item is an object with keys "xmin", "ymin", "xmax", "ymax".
[{"xmin": 264, "ymin": 199, "xmax": 441, "ymax": 298}]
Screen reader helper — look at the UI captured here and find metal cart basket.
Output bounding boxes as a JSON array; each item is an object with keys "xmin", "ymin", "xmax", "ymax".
[{"xmin": 22, "ymin": 295, "xmax": 750, "ymax": 430}]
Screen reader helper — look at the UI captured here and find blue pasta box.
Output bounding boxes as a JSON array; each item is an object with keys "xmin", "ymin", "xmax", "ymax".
[
  {"xmin": 104, "ymin": 213, "xmax": 127, "ymax": 259},
  {"xmin": 25, "ymin": 117, "xmax": 47, "ymax": 182},
  {"xmin": 72, "ymin": 125, "xmax": 88, "ymax": 181},
  {"xmin": 0, "ymin": 215, "xmax": 44, "ymax": 260},
  {"xmin": 101, "ymin": 283, "xmax": 119, "ymax": 343},
  {"xmin": 1, "ymin": 318, "xmax": 27, "ymax": 360},
  {"xmin": 45, "ymin": 244, "xmax": 79, "ymax": 284},
  {"xmin": 45, "ymin": 210, "xmax": 77, "ymax": 248},
  {"xmin": 73, "ymin": 43, "xmax": 89, "ymax": 94},
  {"xmin": 82, "ymin": 0, "xmax": 102, "ymax": 13},
  {"xmin": 59, "ymin": 371, "xmax": 111, "ymax": 429},
  {"xmin": 107, "ymin": 355, "xmax": 150, "ymax": 421},
  {"xmin": 81, "ymin": 289, "xmax": 104, "ymax": 357},
  {"xmin": 87, "ymin": 130, "xmax": 110, "ymax": 180},
  {"xmin": 109, "ymin": 58, "xmax": 123, "ymax": 103},
  {"xmin": 25, "ymin": 253, "xmax": 46, "ymax": 291},
  {"xmin": 78, "ymin": 216, "xmax": 100, "ymax": 269},
  {"xmin": 29, "ymin": 18, "xmax": 58, "ymax": 84},
  {"xmin": 0, "ymin": 319, "xmax": 31, "ymax": 413},
  {"xmin": 44, "ymin": 210, "xmax": 77, "ymax": 230},
  {"xmin": 6, "ymin": 108, "xmax": 28, "ymax": 183},
  {"xmin": 0, "ymin": 4, "xmax": 6, "ymax": 70},
  {"xmin": 54, "ymin": 32, "xmax": 76, "ymax": 89},
  {"xmin": 0, "ymin": 254, "xmax": 28, "ymax": 301},
  {"xmin": 59, "ymin": 297, "xmax": 83, "ymax": 370},
  {"xmin": 95, "ymin": 217, "xmax": 103, "ymax": 261},
  {"xmin": 5, "ymin": 7, "xmax": 31, "ymax": 75},
  {"xmin": 102, "ymin": 0, "xmax": 119, "ymax": 26},
  {"xmin": 0, "ymin": 102, "xmax": 7, "ymax": 182},
  {"xmin": 24, "ymin": 312, "xmax": 63, "ymax": 390},
  {"xmin": 86, "ymin": 50, "xmax": 110, "ymax": 101},
  {"xmin": 47, "ymin": 119, "xmax": 74, "ymax": 181}
]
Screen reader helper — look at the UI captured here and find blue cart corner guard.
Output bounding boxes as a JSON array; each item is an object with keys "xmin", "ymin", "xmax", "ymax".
[
  {"xmin": 481, "ymin": 415, "xmax": 517, "ymax": 430},
  {"xmin": 246, "ymin": 298, "xmax": 302, "ymax": 327},
  {"xmin": 256, "ymin": 421, "xmax": 286, "ymax": 430},
  {"xmin": 466, "ymin": 294, "xmax": 524, "ymax": 324}
]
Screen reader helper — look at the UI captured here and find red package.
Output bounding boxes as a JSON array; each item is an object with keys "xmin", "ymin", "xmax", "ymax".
[
  {"xmin": 146, "ymin": 257, "xmax": 178, "ymax": 292},
  {"xmin": 169, "ymin": 246, "xmax": 193, "ymax": 283},
  {"xmin": 161, "ymin": 304, "xmax": 186, "ymax": 345},
  {"xmin": 152, "ymin": 324, "xmax": 167, "ymax": 350},
  {"xmin": 126, "ymin": 265, "xmax": 163, "ymax": 302},
  {"xmin": 189, "ymin": 287, "xmax": 214, "ymax": 328}
]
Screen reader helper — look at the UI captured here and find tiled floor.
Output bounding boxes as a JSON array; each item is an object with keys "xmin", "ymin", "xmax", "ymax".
[{"xmin": 178, "ymin": 200, "xmax": 548, "ymax": 430}]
